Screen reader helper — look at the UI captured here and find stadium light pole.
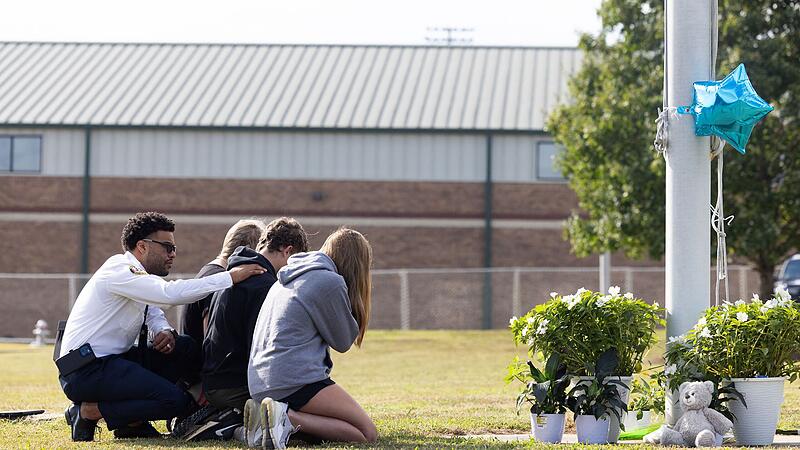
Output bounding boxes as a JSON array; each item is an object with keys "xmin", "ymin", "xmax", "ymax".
[{"xmin": 664, "ymin": 0, "xmax": 713, "ymax": 339}]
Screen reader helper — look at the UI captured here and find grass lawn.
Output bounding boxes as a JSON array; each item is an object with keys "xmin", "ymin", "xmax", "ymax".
[{"xmin": 1, "ymin": 330, "xmax": 799, "ymax": 449}]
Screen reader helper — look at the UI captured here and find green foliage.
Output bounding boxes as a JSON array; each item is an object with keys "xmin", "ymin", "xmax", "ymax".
[
  {"xmin": 505, "ymin": 353, "xmax": 571, "ymax": 415},
  {"xmin": 679, "ymin": 290, "xmax": 800, "ymax": 379},
  {"xmin": 660, "ymin": 292, "xmax": 800, "ymax": 422},
  {"xmin": 566, "ymin": 348, "xmax": 628, "ymax": 425},
  {"xmin": 627, "ymin": 374, "xmax": 665, "ymax": 418},
  {"xmin": 548, "ymin": 0, "xmax": 800, "ymax": 294},
  {"xmin": 510, "ymin": 288, "xmax": 664, "ymax": 375},
  {"xmin": 662, "ymin": 334, "xmax": 745, "ymax": 423}
]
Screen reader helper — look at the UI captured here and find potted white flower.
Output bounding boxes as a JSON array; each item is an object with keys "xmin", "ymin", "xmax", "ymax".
[
  {"xmin": 510, "ymin": 286, "xmax": 663, "ymax": 442},
  {"xmin": 567, "ymin": 348, "xmax": 628, "ymax": 444},
  {"xmin": 506, "ymin": 353, "xmax": 570, "ymax": 443},
  {"xmin": 678, "ymin": 289, "xmax": 800, "ymax": 446}
]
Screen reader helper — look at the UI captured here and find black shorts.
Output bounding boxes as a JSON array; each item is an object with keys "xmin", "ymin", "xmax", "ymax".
[{"xmin": 279, "ymin": 378, "xmax": 335, "ymax": 411}]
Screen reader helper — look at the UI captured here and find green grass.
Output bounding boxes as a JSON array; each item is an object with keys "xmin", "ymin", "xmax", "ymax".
[{"xmin": 1, "ymin": 331, "xmax": 798, "ymax": 449}]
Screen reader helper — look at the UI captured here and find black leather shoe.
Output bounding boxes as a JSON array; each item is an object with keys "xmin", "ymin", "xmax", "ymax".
[
  {"xmin": 113, "ymin": 421, "xmax": 161, "ymax": 439},
  {"xmin": 64, "ymin": 404, "xmax": 73, "ymax": 426},
  {"xmin": 65, "ymin": 403, "xmax": 97, "ymax": 442}
]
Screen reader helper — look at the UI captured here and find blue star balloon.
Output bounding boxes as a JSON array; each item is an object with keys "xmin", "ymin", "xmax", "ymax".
[{"xmin": 680, "ymin": 64, "xmax": 773, "ymax": 154}]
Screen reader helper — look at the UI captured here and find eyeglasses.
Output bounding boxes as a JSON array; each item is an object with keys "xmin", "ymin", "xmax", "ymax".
[{"xmin": 143, "ymin": 239, "xmax": 177, "ymax": 254}]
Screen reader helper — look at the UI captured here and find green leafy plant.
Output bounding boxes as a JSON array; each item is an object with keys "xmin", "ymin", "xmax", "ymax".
[
  {"xmin": 662, "ymin": 319, "xmax": 749, "ymax": 423},
  {"xmin": 510, "ymin": 287, "xmax": 664, "ymax": 375},
  {"xmin": 506, "ymin": 352, "xmax": 570, "ymax": 415},
  {"xmin": 681, "ymin": 290, "xmax": 800, "ymax": 380},
  {"xmin": 627, "ymin": 374, "xmax": 664, "ymax": 420},
  {"xmin": 566, "ymin": 348, "xmax": 628, "ymax": 427}
]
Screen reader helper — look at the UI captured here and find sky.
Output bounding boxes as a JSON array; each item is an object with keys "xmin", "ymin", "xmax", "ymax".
[{"xmin": 0, "ymin": 0, "xmax": 603, "ymax": 47}]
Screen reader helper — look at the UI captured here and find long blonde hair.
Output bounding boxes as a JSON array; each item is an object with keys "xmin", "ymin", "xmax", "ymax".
[{"xmin": 320, "ymin": 228, "xmax": 372, "ymax": 346}]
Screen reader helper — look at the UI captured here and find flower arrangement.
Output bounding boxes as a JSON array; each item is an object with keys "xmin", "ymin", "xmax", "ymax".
[
  {"xmin": 673, "ymin": 289, "xmax": 800, "ymax": 380},
  {"xmin": 510, "ymin": 287, "xmax": 664, "ymax": 375}
]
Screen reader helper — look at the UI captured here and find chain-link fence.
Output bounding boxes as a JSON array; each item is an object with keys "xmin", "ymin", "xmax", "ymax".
[
  {"xmin": 370, "ymin": 266, "xmax": 760, "ymax": 329},
  {"xmin": 0, "ymin": 266, "xmax": 761, "ymax": 338}
]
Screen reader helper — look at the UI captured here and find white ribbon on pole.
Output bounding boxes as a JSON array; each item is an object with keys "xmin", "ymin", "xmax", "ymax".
[{"xmin": 710, "ymin": 137, "xmax": 733, "ymax": 305}]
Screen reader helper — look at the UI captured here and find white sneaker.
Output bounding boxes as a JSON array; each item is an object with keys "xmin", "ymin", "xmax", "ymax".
[
  {"xmin": 260, "ymin": 397, "xmax": 296, "ymax": 449},
  {"xmin": 243, "ymin": 399, "xmax": 263, "ymax": 448}
]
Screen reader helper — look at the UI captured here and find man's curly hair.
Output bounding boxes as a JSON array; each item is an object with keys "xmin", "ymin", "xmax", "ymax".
[
  {"xmin": 257, "ymin": 217, "xmax": 309, "ymax": 254},
  {"xmin": 121, "ymin": 212, "xmax": 175, "ymax": 252}
]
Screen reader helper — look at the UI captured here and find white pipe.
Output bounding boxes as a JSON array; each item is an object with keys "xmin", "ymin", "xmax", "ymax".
[
  {"xmin": 599, "ymin": 252, "xmax": 611, "ymax": 293},
  {"xmin": 665, "ymin": 0, "xmax": 713, "ymax": 338}
]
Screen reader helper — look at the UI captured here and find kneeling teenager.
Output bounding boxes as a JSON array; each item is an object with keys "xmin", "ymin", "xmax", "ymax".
[{"xmin": 247, "ymin": 228, "xmax": 377, "ymax": 449}]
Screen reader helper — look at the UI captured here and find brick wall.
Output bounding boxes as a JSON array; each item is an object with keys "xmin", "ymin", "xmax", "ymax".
[
  {"xmin": 0, "ymin": 176, "xmax": 590, "ymax": 273},
  {"xmin": 1, "ymin": 176, "xmax": 579, "ymax": 219},
  {"xmin": 1, "ymin": 175, "xmax": 687, "ymax": 337},
  {"xmin": 0, "ymin": 177, "xmax": 82, "ymax": 211},
  {"xmin": 0, "ymin": 222, "xmax": 595, "ymax": 275}
]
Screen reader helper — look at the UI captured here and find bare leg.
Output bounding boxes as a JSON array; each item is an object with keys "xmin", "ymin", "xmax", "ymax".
[{"xmin": 287, "ymin": 385, "xmax": 377, "ymax": 443}]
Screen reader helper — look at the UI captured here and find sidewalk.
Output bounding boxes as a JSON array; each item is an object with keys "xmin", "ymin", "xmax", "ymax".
[{"xmin": 467, "ymin": 433, "xmax": 800, "ymax": 446}]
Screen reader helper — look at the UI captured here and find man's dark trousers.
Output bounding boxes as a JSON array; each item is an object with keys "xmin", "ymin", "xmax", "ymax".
[{"xmin": 59, "ymin": 335, "xmax": 200, "ymax": 430}]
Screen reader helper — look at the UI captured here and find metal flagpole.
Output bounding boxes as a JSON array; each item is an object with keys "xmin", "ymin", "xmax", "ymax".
[{"xmin": 665, "ymin": 0, "xmax": 713, "ymax": 339}]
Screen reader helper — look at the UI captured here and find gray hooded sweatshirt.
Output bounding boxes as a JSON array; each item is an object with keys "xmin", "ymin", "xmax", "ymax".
[{"xmin": 248, "ymin": 251, "xmax": 359, "ymax": 403}]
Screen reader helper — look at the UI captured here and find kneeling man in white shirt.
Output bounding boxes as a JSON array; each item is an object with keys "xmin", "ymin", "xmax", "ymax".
[{"xmin": 58, "ymin": 212, "xmax": 264, "ymax": 441}]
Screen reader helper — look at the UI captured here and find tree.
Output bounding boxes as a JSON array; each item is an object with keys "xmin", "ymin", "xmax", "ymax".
[{"xmin": 548, "ymin": 0, "xmax": 800, "ymax": 298}]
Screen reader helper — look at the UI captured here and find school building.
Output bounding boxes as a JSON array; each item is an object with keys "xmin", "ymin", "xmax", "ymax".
[{"xmin": 1, "ymin": 42, "xmax": 737, "ymax": 337}]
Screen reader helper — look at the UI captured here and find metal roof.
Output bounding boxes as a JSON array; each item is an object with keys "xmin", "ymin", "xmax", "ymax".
[{"xmin": 0, "ymin": 42, "xmax": 581, "ymax": 131}]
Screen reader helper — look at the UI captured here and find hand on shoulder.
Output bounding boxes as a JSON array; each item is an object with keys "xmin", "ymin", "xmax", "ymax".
[{"xmin": 229, "ymin": 264, "xmax": 266, "ymax": 284}]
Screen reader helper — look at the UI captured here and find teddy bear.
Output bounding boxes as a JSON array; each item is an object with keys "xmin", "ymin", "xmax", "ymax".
[{"xmin": 644, "ymin": 380, "xmax": 733, "ymax": 447}]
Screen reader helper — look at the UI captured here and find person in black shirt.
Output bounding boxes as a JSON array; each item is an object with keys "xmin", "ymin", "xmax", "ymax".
[
  {"xmin": 182, "ymin": 220, "xmax": 266, "ymax": 347},
  {"xmin": 202, "ymin": 217, "xmax": 309, "ymax": 411}
]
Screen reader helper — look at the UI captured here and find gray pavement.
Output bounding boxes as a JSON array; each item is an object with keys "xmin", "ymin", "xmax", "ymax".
[{"xmin": 466, "ymin": 433, "xmax": 800, "ymax": 446}]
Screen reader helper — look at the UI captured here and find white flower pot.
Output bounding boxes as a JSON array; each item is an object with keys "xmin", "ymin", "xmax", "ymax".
[
  {"xmin": 575, "ymin": 415, "xmax": 610, "ymax": 444},
  {"xmin": 573, "ymin": 375, "xmax": 632, "ymax": 443},
  {"xmin": 622, "ymin": 410, "xmax": 651, "ymax": 431},
  {"xmin": 665, "ymin": 387, "xmax": 682, "ymax": 426},
  {"xmin": 530, "ymin": 413, "xmax": 565, "ymax": 443},
  {"xmin": 725, "ymin": 377, "xmax": 785, "ymax": 446}
]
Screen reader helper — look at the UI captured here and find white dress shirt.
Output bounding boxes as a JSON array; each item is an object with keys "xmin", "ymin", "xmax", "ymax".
[{"xmin": 60, "ymin": 251, "xmax": 232, "ymax": 358}]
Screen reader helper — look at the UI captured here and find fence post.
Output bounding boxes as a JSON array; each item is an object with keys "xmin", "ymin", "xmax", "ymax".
[
  {"xmin": 739, "ymin": 266, "xmax": 748, "ymax": 299},
  {"xmin": 512, "ymin": 268, "xmax": 521, "ymax": 318},
  {"xmin": 68, "ymin": 275, "xmax": 76, "ymax": 311},
  {"xmin": 482, "ymin": 133, "xmax": 494, "ymax": 330},
  {"xmin": 399, "ymin": 270, "xmax": 410, "ymax": 330},
  {"xmin": 599, "ymin": 252, "xmax": 611, "ymax": 293},
  {"xmin": 624, "ymin": 268, "xmax": 634, "ymax": 294}
]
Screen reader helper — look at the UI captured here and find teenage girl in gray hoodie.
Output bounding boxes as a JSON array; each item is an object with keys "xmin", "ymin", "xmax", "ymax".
[{"xmin": 246, "ymin": 228, "xmax": 376, "ymax": 449}]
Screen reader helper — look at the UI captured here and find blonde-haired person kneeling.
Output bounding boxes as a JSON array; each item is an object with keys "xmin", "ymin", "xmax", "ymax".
[{"xmin": 245, "ymin": 228, "xmax": 376, "ymax": 449}]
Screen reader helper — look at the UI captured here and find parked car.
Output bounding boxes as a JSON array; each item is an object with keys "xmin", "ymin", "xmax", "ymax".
[{"xmin": 774, "ymin": 254, "xmax": 800, "ymax": 300}]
